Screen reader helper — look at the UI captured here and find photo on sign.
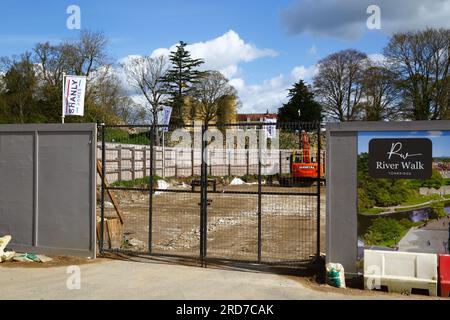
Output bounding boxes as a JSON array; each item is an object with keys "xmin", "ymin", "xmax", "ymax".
[{"xmin": 357, "ymin": 131, "xmax": 450, "ymax": 267}]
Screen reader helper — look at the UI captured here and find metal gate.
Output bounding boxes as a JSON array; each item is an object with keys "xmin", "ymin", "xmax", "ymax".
[{"xmin": 99, "ymin": 122, "xmax": 323, "ymax": 266}]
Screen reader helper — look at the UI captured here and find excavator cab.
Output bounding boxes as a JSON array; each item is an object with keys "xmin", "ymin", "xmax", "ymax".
[
  {"xmin": 290, "ymin": 150, "xmax": 324, "ymax": 179},
  {"xmin": 279, "ymin": 130, "xmax": 324, "ymax": 187}
]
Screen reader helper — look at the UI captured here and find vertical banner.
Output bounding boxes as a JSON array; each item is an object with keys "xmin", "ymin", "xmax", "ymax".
[
  {"xmin": 160, "ymin": 106, "xmax": 173, "ymax": 132},
  {"xmin": 63, "ymin": 75, "xmax": 87, "ymax": 117},
  {"xmin": 265, "ymin": 118, "xmax": 277, "ymax": 138}
]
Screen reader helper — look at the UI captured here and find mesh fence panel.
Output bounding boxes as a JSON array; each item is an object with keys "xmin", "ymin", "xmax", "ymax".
[{"xmin": 98, "ymin": 122, "xmax": 323, "ymax": 265}]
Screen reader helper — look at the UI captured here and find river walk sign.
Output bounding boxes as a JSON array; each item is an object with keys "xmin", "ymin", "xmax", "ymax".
[
  {"xmin": 369, "ymin": 138, "xmax": 432, "ymax": 179},
  {"xmin": 326, "ymin": 121, "xmax": 450, "ymax": 278}
]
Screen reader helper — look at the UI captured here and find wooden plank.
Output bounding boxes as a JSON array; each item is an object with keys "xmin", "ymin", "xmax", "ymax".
[
  {"xmin": 97, "ymin": 160, "xmax": 124, "ymax": 225},
  {"xmin": 107, "ymin": 219, "xmax": 123, "ymax": 249}
]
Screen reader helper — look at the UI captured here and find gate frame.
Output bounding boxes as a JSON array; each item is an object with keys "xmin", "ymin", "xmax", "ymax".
[{"xmin": 99, "ymin": 122, "xmax": 322, "ymax": 267}]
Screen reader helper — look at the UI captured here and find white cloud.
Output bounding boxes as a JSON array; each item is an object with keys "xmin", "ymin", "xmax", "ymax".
[
  {"xmin": 150, "ymin": 30, "xmax": 277, "ymax": 78},
  {"xmin": 231, "ymin": 64, "xmax": 317, "ymax": 113},
  {"xmin": 291, "ymin": 65, "xmax": 318, "ymax": 81},
  {"xmin": 117, "ymin": 31, "xmax": 323, "ymax": 114},
  {"xmin": 231, "ymin": 75, "xmax": 288, "ymax": 113},
  {"xmin": 368, "ymin": 53, "xmax": 386, "ymax": 64}
]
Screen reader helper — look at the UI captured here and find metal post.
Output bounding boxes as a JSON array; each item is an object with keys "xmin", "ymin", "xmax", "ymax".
[
  {"xmin": 162, "ymin": 129, "xmax": 165, "ymax": 179},
  {"xmin": 61, "ymin": 73, "xmax": 66, "ymax": 124},
  {"xmin": 246, "ymin": 149, "xmax": 250, "ymax": 176},
  {"xmin": 131, "ymin": 147, "xmax": 135, "ymax": 181},
  {"xmin": 100, "ymin": 124, "xmax": 106, "ymax": 252},
  {"xmin": 279, "ymin": 149, "xmax": 282, "ymax": 174},
  {"xmin": 209, "ymin": 150, "xmax": 212, "ymax": 176},
  {"xmin": 228, "ymin": 150, "xmax": 231, "ymax": 177},
  {"xmin": 191, "ymin": 148, "xmax": 194, "ymax": 177},
  {"xmin": 117, "ymin": 145, "xmax": 122, "ymax": 182},
  {"xmin": 200, "ymin": 123, "xmax": 208, "ymax": 266},
  {"xmin": 143, "ymin": 147, "xmax": 147, "ymax": 178},
  {"xmin": 257, "ymin": 124, "xmax": 262, "ymax": 263},
  {"xmin": 148, "ymin": 124, "xmax": 155, "ymax": 254},
  {"xmin": 316, "ymin": 123, "xmax": 322, "ymax": 260}
]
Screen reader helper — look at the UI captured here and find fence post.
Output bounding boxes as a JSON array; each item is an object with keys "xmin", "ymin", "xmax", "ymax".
[
  {"xmin": 279, "ymin": 149, "xmax": 282, "ymax": 174},
  {"xmin": 191, "ymin": 148, "xmax": 194, "ymax": 177},
  {"xmin": 200, "ymin": 123, "xmax": 208, "ymax": 266},
  {"xmin": 131, "ymin": 147, "xmax": 135, "ymax": 181},
  {"xmin": 246, "ymin": 149, "xmax": 250, "ymax": 176},
  {"xmin": 316, "ymin": 123, "xmax": 322, "ymax": 260},
  {"xmin": 209, "ymin": 150, "xmax": 212, "ymax": 176},
  {"xmin": 228, "ymin": 150, "xmax": 231, "ymax": 177},
  {"xmin": 257, "ymin": 124, "xmax": 262, "ymax": 263},
  {"xmin": 100, "ymin": 124, "xmax": 106, "ymax": 252},
  {"xmin": 148, "ymin": 124, "xmax": 155, "ymax": 254},
  {"xmin": 143, "ymin": 147, "xmax": 147, "ymax": 178},
  {"xmin": 117, "ymin": 145, "xmax": 122, "ymax": 182},
  {"xmin": 174, "ymin": 150, "xmax": 178, "ymax": 178}
]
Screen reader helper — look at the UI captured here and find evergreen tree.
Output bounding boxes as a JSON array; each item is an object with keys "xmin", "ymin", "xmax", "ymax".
[
  {"xmin": 164, "ymin": 41, "xmax": 205, "ymax": 126},
  {"xmin": 278, "ymin": 80, "xmax": 322, "ymax": 122}
]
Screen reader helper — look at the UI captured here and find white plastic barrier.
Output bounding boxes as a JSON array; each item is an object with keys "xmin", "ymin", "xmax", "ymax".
[{"xmin": 364, "ymin": 250, "xmax": 438, "ymax": 296}]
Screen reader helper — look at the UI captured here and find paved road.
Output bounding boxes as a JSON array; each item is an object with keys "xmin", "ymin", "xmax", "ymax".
[{"xmin": 0, "ymin": 259, "xmax": 427, "ymax": 300}]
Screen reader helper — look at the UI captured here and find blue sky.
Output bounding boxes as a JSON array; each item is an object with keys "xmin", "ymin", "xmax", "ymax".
[
  {"xmin": 1, "ymin": 0, "xmax": 448, "ymax": 113},
  {"xmin": 358, "ymin": 131, "xmax": 450, "ymax": 158}
]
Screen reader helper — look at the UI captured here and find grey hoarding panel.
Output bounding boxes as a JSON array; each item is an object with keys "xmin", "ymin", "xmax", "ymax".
[
  {"xmin": 326, "ymin": 130, "xmax": 358, "ymax": 276},
  {"xmin": 0, "ymin": 133, "xmax": 34, "ymax": 246},
  {"xmin": 0, "ymin": 124, "xmax": 96, "ymax": 258},
  {"xmin": 326, "ymin": 120, "xmax": 450, "ymax": 278}
]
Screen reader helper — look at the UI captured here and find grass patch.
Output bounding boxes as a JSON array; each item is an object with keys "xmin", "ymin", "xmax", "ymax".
[
  {"xmin": 363, "ymin": 218, "xmax": 424, "ymax": 248},
  {"xmin": 111, "ymin": 175, "xmax": 162, "ymax": 188},
  {"xmin": 359, "ymin": 208, "xmax": 386, "ymax": 215},
  {"xmin": 399, "ymin": 193, "xmax": 441, "ymax": 206}
]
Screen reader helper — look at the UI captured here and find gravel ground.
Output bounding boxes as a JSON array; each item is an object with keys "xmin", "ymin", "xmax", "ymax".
[{"xmin": 99, "ymin": 183, "xmax": 326, "ymax": 263}]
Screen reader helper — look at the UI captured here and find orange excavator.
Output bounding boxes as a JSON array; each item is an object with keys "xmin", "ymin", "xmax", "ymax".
[{"xmin": 279, "ymin": 130, "xmax": 325, "ymax": 187}]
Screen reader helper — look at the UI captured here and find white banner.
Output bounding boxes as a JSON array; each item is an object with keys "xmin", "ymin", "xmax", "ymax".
[
  {"xmin": 265, "ymin": 118, "xmax": 277, "ymax": 139},
  {"xmin": 63, "ymin": 75, "xmax": 87, "ymax": 117},
  {"xmin": 160, "ymin": 106, "xmax": 172, "ymax": 132}
]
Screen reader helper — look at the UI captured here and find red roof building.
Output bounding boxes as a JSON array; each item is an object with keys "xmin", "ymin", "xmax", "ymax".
[{"xmin": 236, "ymin": 111, "xmax": 277, "ymax": 123}]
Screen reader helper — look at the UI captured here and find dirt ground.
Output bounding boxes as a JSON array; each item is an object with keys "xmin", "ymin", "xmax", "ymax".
[{"xmin": 99, "ymin": 182, "xmax": 326, "ymax": 263}]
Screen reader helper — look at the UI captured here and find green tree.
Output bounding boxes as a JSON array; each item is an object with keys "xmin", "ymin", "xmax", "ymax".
[
  {"xmin": 429, "ymin": 202, "xmax": 446, "ymax": 220},
  {"xmin": 364, "ymin": 218, "xmax": 405, "ymax": 247},
  {"xmin": 1, "ymin": 53, "xmax": 39, "ymax": 123},
  {"xmin": 360, "ymin": 64, "xmax": 401, "ymax": 121},
  {"xmin": 163, "ymin": 41, "xmax": 205, "ymax": 126},
  {"xmin": 421, "ymin": 170, "xmax": 444, "ymax": 189},
  {"xmin": 313, "ymin": 49, "xmax": 367, "ymax": 121},
  {"xmin": 278, "ymin": 80, "xmax": 322, "ymax": 122},
  {"xmin": 384, "ymin": 28, "xmax": 450, "ymax": 120},
  {"xmin": 0, "ymin": 30, "xmax": 129, "ymax": 125}
]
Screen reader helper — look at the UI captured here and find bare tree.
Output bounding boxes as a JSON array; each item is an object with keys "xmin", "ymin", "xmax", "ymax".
[
  {"xmin": 114, "ymin": 96, "xmax": 146, "ymax": 124},
  {"xmin": 122, "ymin": 54, "xmax": 170, "ymax": 121},
  {"xmin": 122, "ymin": 55, "xmax": 170, "ymax": 143},
  {"xmin": 313, "ymin": 49, "xmax": 367, "ymax": 121},
  {"xmin": 360, "ymin": 60, "xmax": 401, "ymax": 121},
  {"xmin": 384, "ymin": 28, "xmax": 450, "ymax": 120},
  {"xmin": 190, "ymin": 71, "xmax": 237, "ymax": 125}
]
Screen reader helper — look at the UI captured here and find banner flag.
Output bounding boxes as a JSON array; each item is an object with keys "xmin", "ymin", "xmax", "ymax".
[
  {"xmin": 265, "ymin": 118, "xmax": 277, "ymax": 138},
  {"xmin": 160, "ymin": 106, "xmax": 173, "ymax": 132},
  {"xmin": 63, "ymin": 75, "xmax": 87, "ymax": 117}
]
